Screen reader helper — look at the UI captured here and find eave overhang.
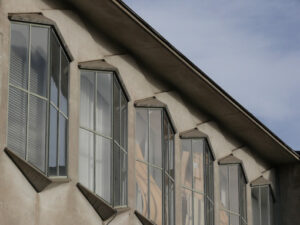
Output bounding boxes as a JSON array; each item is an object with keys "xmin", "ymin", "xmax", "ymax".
[{"xmin": 65, "ymin": 0, "xmax": 299, "ymax": 164}]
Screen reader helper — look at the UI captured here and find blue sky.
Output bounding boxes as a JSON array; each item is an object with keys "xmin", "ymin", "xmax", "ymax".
[{"xmin": 124, "ymin": 0, "xmax": 300, "ymax": 150}]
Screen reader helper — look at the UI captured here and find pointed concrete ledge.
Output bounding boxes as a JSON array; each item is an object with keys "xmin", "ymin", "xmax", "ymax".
[
  {"xmin": 4, "ymin": 148, "xmax": 52, "ymax": 192},
  {"xmin": 218, "ymin": 154, "xmax": 242, "ymax": 165},
  {"xmin": 77, "ymin": 183, "xmax": 117, "ymax": 221},
  {"xmin": 134, "ymin": 210, "xmax": 156, "ymax": 225},
  {"xmin": 250, "ymin": 176, "xmax": 271, "ymax": 187},
  {"xmin": 134, "ymin": 96, "xmax": 177, "ymax": 133},
  {"xmin": 78, "ymin": 59, "xmax": 131, "ymax": 101},
  {"xmin": 179, "ymin": 128, "xmax": 207, "ymax": 139},
  {"xmin": 134, "ymin": 96, "xmax": 166, "ymax": 108},
  {"xmin": 8, "ymin": 13, "xmax": 73, "ymax": 61},
  {"xmin": 218, "ymin": 154, "xmax": 249, "ymax": 183}
]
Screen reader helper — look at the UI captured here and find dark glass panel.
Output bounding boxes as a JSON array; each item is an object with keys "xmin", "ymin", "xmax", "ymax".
[
  {"xmin": 27, "ymin": 95, "xmax": 47, "ymax": 172},
  {"xmin": 95, "ymin": 136, "xmax": 112, "ymax": 204},
  {"xmin": 181, "ymin": 139, "xmax": 193, "ymax": 188},
  {"xmin": 150, "ymin": 166, "xmax": 162, "ymax": 225},
  {"xmin": 182, "ymin": 188, "xmax": 193, "ymax": 225},
  {"xmin": 149, "ymin": 109, "xmax": 162, "ymax": 167},
  {"xmin": 194, "ymin": 192, "xmax": 204, "ymax": 225},
  {"xmin": 10, "ymin": 23, "xmax": 29, "ymax": 89},
  {"xmin": 96, "ymin": 71, "xmax": 112, "ymax": 137},
  {"xmin": 136, "ymin": 109, "xmax": 148, "ymax": 162},
  {"xmin": 7, "ymin": 87, "xmax": 28, "ymax": 158},
  {"xmin": 251, "ymin": 187, "xmax": 260, "ymax": 225},
  {"xmin": 192, "ymin": 139, "xmax": 204, "ymax": 192},
  {"xmin": 120, "ymin": 93, "xmax": 127, "ymax": 149},
  {"xmin": 60, "ymin": 50, "xmax": 69, "ymax": 115},
  {"xmin": 59, "ymin": 114, "xmax": 67, "ymax": 176},
  {"xmin": 113, "ymin": 80, "xmax": 120, "ymax": 144},
  {"xmin": 48, "ymin": 105, "xmax": 58, "ymax": 176},
  {"xmin": 220, "ymin": 166, "xmax": 229, "ymax": 209},
  {"xmin": 30, "ymin": 26, "xmax": 48, "ymax": 97},
  {"xmin": 136, "ymin": 161, "xmax": 149, "ymax": 217},
  {"xmin": 113, "ymin": 143, "xmax": 121, "ymax": 206},
  {"xmin": 78, "ymin": 129, "xmax": 94, "ymax": 190},
  {"xmin": 229, "ymin": 165, "xmax": 239, "ymax": 213},
  {"xmin": 50, "ymin": 30, "xmax": 59, "ymax": 106},
  {"xmin": 80, "ymin": 71, "xmax": 94, "ymax": 129}
]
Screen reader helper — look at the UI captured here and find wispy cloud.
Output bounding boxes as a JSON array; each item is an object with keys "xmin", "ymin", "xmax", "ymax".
[{"xmin": 124, "ymin": 0, "xmax": 300, "ymax": 149}]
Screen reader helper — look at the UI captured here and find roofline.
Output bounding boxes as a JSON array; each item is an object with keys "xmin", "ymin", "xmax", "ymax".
[{"xmin": 112, "ymin": 0, "xmax": 299, "ymax": 161}]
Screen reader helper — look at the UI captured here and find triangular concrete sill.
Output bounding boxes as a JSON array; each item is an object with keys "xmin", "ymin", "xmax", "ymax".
[
  {"xmin": 180, "ymin": 128, "xmax": 207, "ymax": 139},
  {"xmin": 134, "ymin": 210, "xmax": 156, "ymax": 225},
  {"xmin": 4, "ymin": 148, "xmax": 52, "ymax": 193},
  {"xmin": 77, "ymin": 183, "xmax": 117, "ymax": 221}
]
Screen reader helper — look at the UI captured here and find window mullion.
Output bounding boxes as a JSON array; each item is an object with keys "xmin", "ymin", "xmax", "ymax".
[
  {"xmin": 94, "ymin": 72, "xmax": 97, "ymax": 193},
  {"xmin": 111, "ymin": 74, "xmax": 114, "ymax": 206},
  {"xmin": 147, "ymin": 109, "xmax": 150, "ymax": 217},
  {"xmin": 45, "ymin": 27, "xmax": 51, "ymax": 175},
  {"xmin": 25, "ymin": 24, "xmax": 32, "ymax": 161}
]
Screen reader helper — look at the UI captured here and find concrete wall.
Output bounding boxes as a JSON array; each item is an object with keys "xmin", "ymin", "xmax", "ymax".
[
  {"xmin": 0, "ymin": 0, "xmax": 281, "ymax": 225},
  {"xmin": 278, "ymin": 163, "xmax": 300, "ymax": 225}
]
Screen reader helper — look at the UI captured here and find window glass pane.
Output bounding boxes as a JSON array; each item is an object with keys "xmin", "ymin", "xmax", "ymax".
[
  {"xmin": 169, "ymin": 180, "xmax": 175, "ymax": 225},
  {"xmin": 7, "ymin": 87, "xmax": 27, "ymax": 158},
  {"xmin": 220, "ymin": 210, "xmax": 229, "ymax": 225},
  {"xmin": 50, "ymin": 30, "xmax": 59, "ymax": 106},
  {"xmin": 95, "ymin": 136, "xmax": 112, "ymax": 204},
  {"xmin": 27, "ymin": 95, "xmax": 47, "ymax": 172},
  {"xmin": 80, "ymin": 71, "xmax": 94, "ymax": 129},
  {"xmin": 10, "ymin": 23, "xmax": 29, "ymax": 89},
  {"xmin": 182, "ymin": 188, "xmax": 193, "ymax": 225},
  {"xmin": 60, "ymin": 50, "xmax": 69, "ymax": 115},
  {"xmin": 149, "ymin": 109, "xmax": 162, "ymax": 167},
  {"xmin": 113, "ymin": 81, "xmax": 120, "ymax": 144},
  {"xmin": 168, "ymin": 123, "xmax": 174, "ymax": 178},
  {"xmin": 163, "ymin": 112, "xmax": 169, "ymax": 173},
  {"xmin": 220, "ymin": 166, "xmax": 229, "ymax": 209},
  {"xmin": 113, "ymin": 143, "xmax": 121, "ymax": 206},
  {"xmin": 229, "ymin": 165, "xmax": 239, "ymax": 213},
  {"xmin": 181, "ymin": 139, "xmax": 193, "ymax": 188},
  {"xmin": 251, "ymin": 187, "xmax": 260, "ymax": 225},
  {"xmin": 193, "ymin": 139, "xmax": 204, "ymax": 192},
  {"xmin": 164, "ymin": 174, "xmax": 169, "ymax": 225},
  {"xmin": 96, "ymin": 72, "xmax": 112, "ymax": 137},
  {"xmin": 136, "ymin": 161, "xmax": 148, "ymax": 217},
  {"xmin": 194, "ymin": 192, "xmax": 204, "ymax": 225},
  {"xmin": 79, "ymin": 129, "xmax": 94, "ymax": 190},
  {"xmin": 30, "ymin": 26, "xmax": 48, "ymax": 97},
  {"xmin": 59, "ymin": 114, "xmax": 67, "ymax": 176},
  {"xmin": 136, "ymin": 109, "xmax": 148, "ymax": 162},
  {"xmin": 150, "ymin": 166, "xmax": 162, "ymax": 225},
  {"xmin": 230, "ymin": 214, "xmax": 239, "ymax": 225},
  {"xmin": 48, "ymin": 105, "xmax": 58, "ymax": 176},
  {"xmin": 270, "ymin": 190, "xmax": 274, "ymax": 225},
  {"xmin": 120, "ymin": 151, "xmax": 127, "ymax": 205},
  {"xmin": 239, "ymin": 166, "xmax": 247, "ymax": 220},
  {"xmin": 261, "ymin": 186, "xmax": 269, "ymax": 225},
  {"xmin": 120, "ymin": 93, "xmax": 127, "ymax": 149},
  {"xmin": 209, "ymin": 151, "xmax": 214, "ymax": 201}
]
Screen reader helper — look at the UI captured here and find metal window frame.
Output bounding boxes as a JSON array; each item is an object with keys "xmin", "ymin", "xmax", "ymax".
[
  {"xmin": 135, "ymin": 107, "xmax": 176, "ymax": 225},
  {"xmin": 181, "ymin": 138, "xmax": 215, "ymax": 225},
  {"xmin": 7, "ymin": 21, "xmax": 70, "ymax": 177},
  {"xmin": 79, "ymin": 69, "xmax": 128, "ymax": 208},
  {"xmin": 251, "ymin": 185, "xmax": 274, "ymax": 225},
  {"xmin": 219, "ymin": 164, "xmax": 248, "ymax": 225}
]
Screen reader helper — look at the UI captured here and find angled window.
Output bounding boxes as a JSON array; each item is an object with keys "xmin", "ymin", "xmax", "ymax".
[
  {"xmin": 7, "ymin": 21, "xmax": 70, "ymax": 176},
  {"xmin": 251, "ymin": 185, "xmax": 274, "ymax": 225},
  {"xmin": 181, "ymin": 138, "xmax": 214, "ymax": 225},
  {"xmin": 219, "ymin": 161, "xmax": 247, "ymax": 225},
  {"xmin": 79, "ymin": 70, "xmax": 128, "ymax": 207},
  {"xmin": 135, "ymin": 106, "xmax": 175, "ymax": 225}
]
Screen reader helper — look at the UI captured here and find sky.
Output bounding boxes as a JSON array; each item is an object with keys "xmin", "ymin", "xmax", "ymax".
[{"xmin": 123, "ymin": 0, "xmax": 300, "ymax": 150}]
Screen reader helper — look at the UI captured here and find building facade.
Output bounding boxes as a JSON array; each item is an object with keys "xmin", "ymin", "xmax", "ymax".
[{"xmin": 0, "ymin": 0, "xmax": 299, "ymax": 225}]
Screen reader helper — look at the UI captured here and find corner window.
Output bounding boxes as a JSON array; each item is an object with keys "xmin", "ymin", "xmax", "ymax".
[
  {"xmin": 7, "ymin": 22, "xmax": 70, "ymax": 176},
  {"xmin": 79, "ymin": 70, "xmax": 128, "ymax": 207},
  {"xmin": 135, "ymin": 108, "xmax": 175, "ymax": 225},
  {"xmin": 181, "ymin": 138, "xmax": 214, "ymax": 225},
  {"xmin": 219, "ymin": 164, "xmax": 247, "ymax": 225},
  {"xmin": 251, "ymin": 185, "xmax": 274, "ymax": 225}
]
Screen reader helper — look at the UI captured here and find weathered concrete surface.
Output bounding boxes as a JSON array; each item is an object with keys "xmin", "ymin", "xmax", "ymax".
[{"xmin": 278, "ymin": 163, "xmax": 300, "ymax": 225}]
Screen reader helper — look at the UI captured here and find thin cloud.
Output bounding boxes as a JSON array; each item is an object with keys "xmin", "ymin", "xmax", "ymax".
[{"xmin": 124, "ymin": 0, "xmax": 300, "ymax": 149}]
